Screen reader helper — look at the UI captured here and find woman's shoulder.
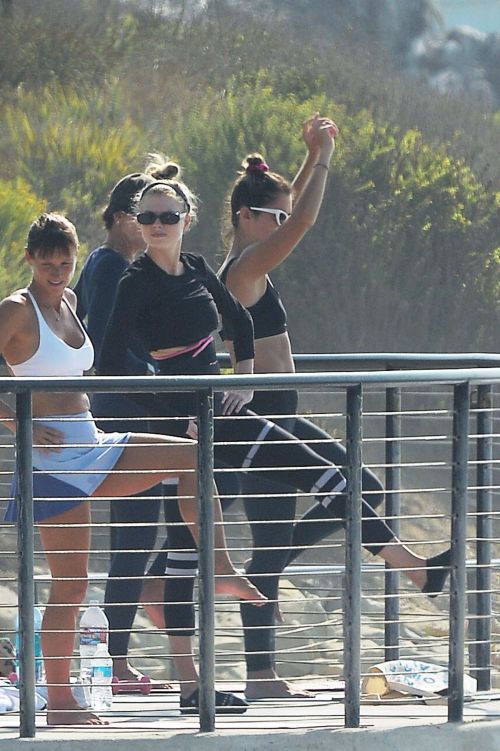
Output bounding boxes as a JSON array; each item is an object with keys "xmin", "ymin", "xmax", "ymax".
[
  {"xmin": 86, "ymin": 246, "xmax": 127, "ymax": 273},
  {"xmin": 182, "ymin": 252, "xmax": 217, "ymax": 277},
  {"xmin": 118, "ymin": 253, "xmax": 152, "ymax": 292},
  {"xmin": 63, "ymin": 287, "xmax": 77, "ymax": 310},
  {"xmin": 182, "ymin": 251, "xmax": 205, "ymax": 265},
  {"xmin": 123, "ymin": 252, "xmax": 148, "ymax": 275},
  {"xmin": 0, "ymin": 290, "xmax": 31, "ymax": 329},
  {"xmin": 1, "ymin": 288, "xmax": 30, "ymax": 309}
]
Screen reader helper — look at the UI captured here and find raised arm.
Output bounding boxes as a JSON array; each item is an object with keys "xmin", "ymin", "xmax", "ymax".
[
  {"xmin": 228, "ymin": 114, "xmax": 338, "ymax": 284},
  {"xmin": 291, "ymin": 113, "xmax": 327, "ymax": 201}
]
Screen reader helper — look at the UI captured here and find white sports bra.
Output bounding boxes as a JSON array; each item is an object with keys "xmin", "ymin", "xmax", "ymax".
[{"xmin": 6, "ymin": 290, "xmax": 94, "ymax": 377}]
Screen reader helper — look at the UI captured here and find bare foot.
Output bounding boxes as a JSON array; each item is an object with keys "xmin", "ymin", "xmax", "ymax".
[
  {"xmin": 405, "ymin": 558, "xmax": 427, "ymax": 591},
  {"xmin": 215, "ymin": 573, "xmax": 267, "ymax": 605},
  {"xmin": 140, "ymin": 577, "xmax": 166, "ymax": 630},
  {"xmin": 246, "ymin": 677, "xmax": 316, "ymax": 701},
  {"xmin": 47, "ymin": 703, "xmax": 109, "ymax": 726}
]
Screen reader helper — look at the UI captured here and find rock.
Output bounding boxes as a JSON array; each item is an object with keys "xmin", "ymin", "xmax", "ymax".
[{"xmin": 447, "ymin": 25, "xmax": 488, "ymax": 57}]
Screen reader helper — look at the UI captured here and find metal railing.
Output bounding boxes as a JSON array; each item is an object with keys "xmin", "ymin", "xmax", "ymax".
[{"xmin": 1, "ymin": 352, "xmax": 499, "ymax": 737}]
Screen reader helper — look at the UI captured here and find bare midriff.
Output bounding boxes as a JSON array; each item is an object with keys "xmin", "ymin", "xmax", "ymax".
[
  {"xmin": 32, "ymin": 392, "xmax": 90, "ymax": 419},
  {"xmin": 225, "ymin": 331, "xmax": 294, "ymax": 374}
]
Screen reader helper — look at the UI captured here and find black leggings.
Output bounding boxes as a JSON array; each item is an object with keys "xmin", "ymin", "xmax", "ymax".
[
  {"xmin": 240, "ymin": 389, "xmax": 385, "ymax": 671},
  {"xmin": 145, "ymin": 469, "xmax": 241, "ymax": 636},
  {"xmin": 152, "ymin": 346, "xmax": 393, "ymax": 641}
]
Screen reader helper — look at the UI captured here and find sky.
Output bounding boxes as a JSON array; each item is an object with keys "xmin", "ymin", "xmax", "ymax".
[{"xmin": 436, "ymin": 0, "xmax": 500, "ymax": 33}]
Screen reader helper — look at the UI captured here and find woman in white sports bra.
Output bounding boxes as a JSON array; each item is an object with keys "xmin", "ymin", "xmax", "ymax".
[{"xmin": 0, "ymin": 213, "xmax": 265, "ymax": 727}]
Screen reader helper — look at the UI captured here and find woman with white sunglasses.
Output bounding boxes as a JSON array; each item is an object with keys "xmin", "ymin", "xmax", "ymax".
[{"xmin": 218, "ymin": 114, "xmax": 451, "ymax": 700}]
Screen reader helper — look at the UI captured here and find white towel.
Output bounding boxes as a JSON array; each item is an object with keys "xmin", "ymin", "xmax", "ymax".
[{"xmin": 0, "ymin": 680, "xmax": 47, "ymax": 712}]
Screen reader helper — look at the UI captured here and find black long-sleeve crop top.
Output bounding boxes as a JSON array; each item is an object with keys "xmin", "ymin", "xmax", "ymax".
[{"xmin": 98, "ymin": 252, "xmax": 254, "ymax": 377}]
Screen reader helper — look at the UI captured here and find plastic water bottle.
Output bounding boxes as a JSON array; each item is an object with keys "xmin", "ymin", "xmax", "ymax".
[
  {"xmin": 79, "ymin": 601, "xmax": 109, "ymax": 673},
  {"xmin": 33, "ymin": 607, "xmax": 43, "ymax": 684},
  {"xmin": 79, "ymin": 601, "xmax": 109, "ymax": 704},
  {"xmin": 14, "ymin": 606, "xmax": 44, "ymax": 684},
  {"xmin": 90, "ymin": 642, "xmax": 113, "ymax": 711}
]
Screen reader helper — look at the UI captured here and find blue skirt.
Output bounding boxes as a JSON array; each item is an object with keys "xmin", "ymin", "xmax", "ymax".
[{"xmin": 5, "ymin": 411, "xmax": 129, "ymax": 522}]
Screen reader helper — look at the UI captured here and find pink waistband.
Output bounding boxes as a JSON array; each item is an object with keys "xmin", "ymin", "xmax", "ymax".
[{"xmin": 152, "ymin": 335, "xmax": 214, "ymax": 361}]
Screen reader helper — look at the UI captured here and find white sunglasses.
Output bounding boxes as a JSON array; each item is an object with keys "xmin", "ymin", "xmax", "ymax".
[{"xmin": 249, "ymin": 206, "xmax": 291, "ymax": 226}]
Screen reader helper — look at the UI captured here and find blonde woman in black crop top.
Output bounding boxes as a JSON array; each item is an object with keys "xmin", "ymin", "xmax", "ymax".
[{"xmin": 219, "ymin": 115, "xmax": 452, "ymax": 700}]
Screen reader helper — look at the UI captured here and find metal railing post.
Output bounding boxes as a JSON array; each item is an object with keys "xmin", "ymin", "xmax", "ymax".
[
  {"xmin": 196, "ymin": 387, "xmax": 216, "ymax": 732},
  {"xmin": 474, "ymin": 383, "xmax": 492, "ymax": 690},
  {"xmin": 16, "ymin": 391, "xmax": 36, "ymax": 738},
  {"xmin": 344, "ymin": 384, "xmax": 363, "ymax": 729},
  {"xmin": 384, "ymin": 387, "xmax": 401, "ymax": 661},
  {"xmin": 448, "ymin": 382, "xmax": 470, "ymax": 723}
]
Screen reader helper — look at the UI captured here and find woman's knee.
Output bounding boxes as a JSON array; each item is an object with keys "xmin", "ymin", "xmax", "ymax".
[
  {"xmin": 49, "ymin": 574, "xmax": 88, "ymax": 606},
  {"xmin": 247, "ymin": 546, "xmax": 292, "ymax": 575}
]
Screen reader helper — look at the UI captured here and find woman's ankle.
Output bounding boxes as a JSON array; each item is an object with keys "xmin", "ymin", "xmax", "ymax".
[{"xmin": 247, "ymin": 667, "xmax": 277, "ymax": 680}]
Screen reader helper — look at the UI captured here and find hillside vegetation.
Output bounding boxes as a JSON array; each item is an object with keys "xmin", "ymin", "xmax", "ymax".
[{"xmin": 0, "ymin": 0, "xmax": 499, "ymax": 351}]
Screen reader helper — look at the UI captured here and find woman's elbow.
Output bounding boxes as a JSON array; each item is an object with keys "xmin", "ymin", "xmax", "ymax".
[{"xmin": 293, "ymin": 212, "xmax": 317, "ymax": 233}]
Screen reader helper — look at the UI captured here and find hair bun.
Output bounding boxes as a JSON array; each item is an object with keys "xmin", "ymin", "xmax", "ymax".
[
  {"xmin": 145, "ymin": 153, "xmax": 181, "ymax": 181},
  {"xmin": 244, "ymin": 153, "xmax": 269, "ymax": 175},
  {"xmin": 150, "ymin": 162, "xmax": 180, "ymax": 180}
]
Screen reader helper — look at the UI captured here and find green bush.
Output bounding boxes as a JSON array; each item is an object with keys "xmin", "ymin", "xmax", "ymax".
[
  {"xmin": 163, "ymin": 83, "xmax": 335, "ymax": 251},
  {"xmin": 1, "ymin": 2, "xmax": 499, "ymax": 352},
  {"xmin": 0, "ymin": 178, "xmax": 46, "ymax": 298},
  {"xmin": 277, "ymin": 124, "xmax": 500, "ymax": 351},
  {"xmin": 150, "ymin": 86, "xmax": 500, "ymax": 350},
  {"xmin": 0, "ymin": 84, "xmax": 148, "ymax": 251}
]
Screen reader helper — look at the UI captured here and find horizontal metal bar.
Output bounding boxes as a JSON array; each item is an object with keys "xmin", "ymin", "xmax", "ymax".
[
  {"xmin": 3, "ymin": 366, "xmax": 500, "ymax": 394},
  {"xmin": 218, "ymin": 352, "xmax": 500, "ymax": 368}
]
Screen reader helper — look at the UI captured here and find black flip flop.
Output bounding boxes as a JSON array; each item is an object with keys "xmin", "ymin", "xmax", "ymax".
[
  {"xmin": 422, "ymin": 549, "xmax": 452, "ymax": 598},
  {"xmin": 180, "ymin": 689, "xmax": 248, "ymax": 715}
]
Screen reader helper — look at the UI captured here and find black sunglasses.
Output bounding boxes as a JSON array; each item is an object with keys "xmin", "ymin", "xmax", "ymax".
[{"xmin": 136, "ymin": 210, "xmax": 187, "ymax": 226}]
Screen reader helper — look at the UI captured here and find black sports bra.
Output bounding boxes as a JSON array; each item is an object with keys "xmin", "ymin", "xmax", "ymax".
[{"xmin": 219, "ymin": 258, "xmax": 288, "ymax": 341}]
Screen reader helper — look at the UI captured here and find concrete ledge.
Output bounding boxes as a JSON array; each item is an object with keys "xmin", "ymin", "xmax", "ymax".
[{"xmin": 1, "ymin": 720, "xmax": 499, "ymax": 751}]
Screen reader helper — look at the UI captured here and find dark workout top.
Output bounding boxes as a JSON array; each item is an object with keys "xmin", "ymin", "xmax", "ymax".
[
  {"xmin": 75, "ymin": 245, "xmax": 151, "ymax": 374},
  {"xmin": 219, "ymin": 258, "xmax": 287, "ymax": 341},
  {"xmin": 98, "ymin": 252, "xmax": 255, "ymax": 376}
]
